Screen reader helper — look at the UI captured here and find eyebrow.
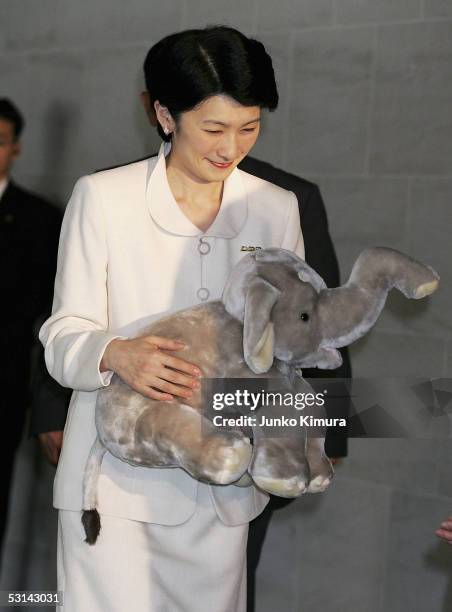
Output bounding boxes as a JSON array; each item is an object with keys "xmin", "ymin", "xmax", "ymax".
[{"xmin": 202, "ymin": 118, "xmax": 261, "ymax": 127}]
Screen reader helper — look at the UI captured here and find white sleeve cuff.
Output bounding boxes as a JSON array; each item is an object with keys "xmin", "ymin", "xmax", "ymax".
[{"xmin": 96, "ymin": 335, "xmax": 128, "ymax": 388}]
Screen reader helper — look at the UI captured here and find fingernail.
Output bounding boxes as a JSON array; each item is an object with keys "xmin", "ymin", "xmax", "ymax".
[
  {"xmin": 192, "ymin": 381, "xmax": 200, "ymax": 388},
  {"xmin": 193, "ymin": 368, "xmax": 201, "ymax": 376}
]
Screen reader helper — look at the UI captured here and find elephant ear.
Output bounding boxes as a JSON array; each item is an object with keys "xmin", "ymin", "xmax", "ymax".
[
  {"xmin": 243, "ymin": 277, "xmax": 280, "ymax": 374},
  {"xmin": 255, "ymin": 248, "xmax": 327, "ymax": 292}
]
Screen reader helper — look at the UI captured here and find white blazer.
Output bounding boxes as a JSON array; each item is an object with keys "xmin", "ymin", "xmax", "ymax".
[{"xmin": 39, "ymin": 142, "xmax": 305, "ymax": 526}]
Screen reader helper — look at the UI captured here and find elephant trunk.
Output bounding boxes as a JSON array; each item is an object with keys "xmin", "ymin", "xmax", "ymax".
[{"xmin": 317, "ymin": 247, "xmax": 439, "ymax": 349}]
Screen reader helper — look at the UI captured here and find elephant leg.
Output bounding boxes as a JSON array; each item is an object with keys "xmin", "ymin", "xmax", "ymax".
[
  {"xmin": 301, "ymin": 395, "xmax": 334, "ymax": 493},
  {"xmin": 305, "ymin": 436, "xmax": 334, "ymax": 493},
  {"xmin": 249, "ymin": 434, "xmax": 310, "ymax": 497},
  {"xmin": 289, "ymin": 375, "xmax": 334, "ymax": 493},
  {"xmin": 135, "ymin": 402, "xmax": 252, "ymax": 485},
  {"xmin": 242, "ymin": 382, "xmax": 310, "ymax": 497}
]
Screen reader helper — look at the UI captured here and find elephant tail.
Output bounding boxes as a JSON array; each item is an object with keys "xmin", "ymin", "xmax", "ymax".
[{"xmin": 81, "ymin": 436, "xmax": 106, "ymax": 545}]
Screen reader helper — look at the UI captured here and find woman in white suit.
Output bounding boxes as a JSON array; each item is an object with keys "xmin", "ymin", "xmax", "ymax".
[{"xmin": 40, "ymin": 26, "xmax": 304, "ymax": 611}]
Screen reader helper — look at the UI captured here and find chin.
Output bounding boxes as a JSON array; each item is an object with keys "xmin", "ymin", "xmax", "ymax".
[{"xmin": 204, "ymin": 164, "xmax": 236, "ymax": 181}]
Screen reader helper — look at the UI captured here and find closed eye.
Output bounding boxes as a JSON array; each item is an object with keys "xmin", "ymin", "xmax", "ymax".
[{"xmin": 204, "ymin": 128, "xmax": 256, "ymax": 134}]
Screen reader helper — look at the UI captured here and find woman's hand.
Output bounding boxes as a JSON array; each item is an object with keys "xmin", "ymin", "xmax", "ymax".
[
  {"xmin": 100, "ymin": 336, "xmax": 202, "ymax": 401},
  {"xmin": 38, "ymin": 431, "xmax": 64, "ymax": 466},
  {"xmin": 436, "ymin": 516, "xmax": 452, "ymax": 544}
]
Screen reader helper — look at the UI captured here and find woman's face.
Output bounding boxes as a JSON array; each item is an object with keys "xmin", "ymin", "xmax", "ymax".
[{"xmin": 163, "ymin": 95, "xmax": 261, "ymax": 183}]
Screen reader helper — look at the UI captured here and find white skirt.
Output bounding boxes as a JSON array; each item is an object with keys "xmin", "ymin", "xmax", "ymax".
[{"xmin": 57, "ymin": 483, "xmax": 248, "ymax": 612}]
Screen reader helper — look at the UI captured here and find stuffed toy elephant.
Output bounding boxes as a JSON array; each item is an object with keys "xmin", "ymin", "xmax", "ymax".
[{"xmin": 82, "ymin": 247, "xmax": 439, "ymax": 543}]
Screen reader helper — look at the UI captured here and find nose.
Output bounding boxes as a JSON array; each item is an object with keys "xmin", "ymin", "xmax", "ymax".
[{"xmin": 217, "ymin": 133, "xmax": 239, "ymax": 162}]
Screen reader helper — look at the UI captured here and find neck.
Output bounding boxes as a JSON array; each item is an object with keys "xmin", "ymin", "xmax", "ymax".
[{"xmin": 165, "ymin": 149, "xmax": 223, "ymax": 208}]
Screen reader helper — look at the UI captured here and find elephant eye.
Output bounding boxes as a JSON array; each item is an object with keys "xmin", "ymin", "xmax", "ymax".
[{"xmin": 299, "ymin": 312, "xmax": 310, "ymax": 322}]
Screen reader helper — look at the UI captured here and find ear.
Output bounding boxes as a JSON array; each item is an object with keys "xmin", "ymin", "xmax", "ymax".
[
  {"xmin": 154, "ymin": 100, "xmax": 176, "ymax": 133},
  {"xmin": 243, "ymin": 277, "xmax": 280, "ymax": 374}
]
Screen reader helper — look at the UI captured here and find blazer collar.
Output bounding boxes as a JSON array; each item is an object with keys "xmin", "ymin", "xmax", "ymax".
[{"xmin": 146, "ymin": 141, "xmax": 248, "ymax": 238}]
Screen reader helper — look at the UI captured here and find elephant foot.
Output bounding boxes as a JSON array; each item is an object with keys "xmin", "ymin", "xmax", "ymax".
[
  {"xmin": 305, "ymin": 447, "xmax": 334, "ymax": 493},
  {"xmin": 252, "ymin": 474, "xmax": 308, "ymax": 497},
  {"xmin": 199, "ymin": 434, "xmax": 252, "ymax": 485},
  {"xmin": 250, "ymin": 438, "xmax": 310, "ymax": 497},
  {"xmin": 307, "ymin": 474, "xmax": 332, "ymax": 493}
]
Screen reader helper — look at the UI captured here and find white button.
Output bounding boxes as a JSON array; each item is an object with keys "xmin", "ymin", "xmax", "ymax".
[
  {"xmin": 197, "ymin": 287, "xmax": 210, "ymax": 301},
  {"xmin": 198, "ymin": 238, "xmax": 211, "ymax": 255}
]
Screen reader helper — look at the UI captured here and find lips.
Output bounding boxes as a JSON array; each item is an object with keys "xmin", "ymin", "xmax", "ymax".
[{"xmin": 208, "ymin": 159, "xmax": 233, "ymax": 169}]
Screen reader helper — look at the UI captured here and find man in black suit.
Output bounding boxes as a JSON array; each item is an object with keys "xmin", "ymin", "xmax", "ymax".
[
  {"xmin": 30, "ymin": 107, "xmax": 351, "ymax": 609},
  {"xmin": 0, "ymin": 99, "xmax": 62, "ymax": 567}
]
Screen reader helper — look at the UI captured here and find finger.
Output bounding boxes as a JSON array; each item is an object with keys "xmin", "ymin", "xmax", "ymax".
[
  {"xmin": 137, "ymin": 384, "xmax": 174, "ymax": 402},
  {"xmin": 161, "ymin": 354, "xmax": 202, "ymax": 376},
  {"xmin": 158, "ymin": 367, "xmax": 201, "ymax": 389},
  {"xmin": 50, "ymin": 430, "xmax": 64, "ymax": 443},
  {"xmin": 436, "ymin": 529, "xmax": 452, "ymax": 542},
  {"xmin": 38, "ymin": 439, "xmax": 51, "ymax": 457},
  {"xmin": 44, "ymin": 446, "xmax": 58, "ymax": 467},
  {"xmin": 440, "ymin": 521, "xmax": 452, "ymax": 530},
  {"xmin": 145, "ymin": 336, "xmax": 186, "ymax": 351},
  {"xmin": 153, "ymin": 377, "xmax": 194, "ymax": 399},
  {"xmin": 45, "ymin": 442, "xmax": 56, "ymax": 461},
  {"xmin": 436, "ymin": 527, "xmax": 452, "ymax": 538}
]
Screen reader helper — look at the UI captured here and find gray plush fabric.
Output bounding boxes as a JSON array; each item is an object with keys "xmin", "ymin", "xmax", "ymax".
[{"xmin": 82, "ymin": 247, "xmax": 439, "ymax": 540}]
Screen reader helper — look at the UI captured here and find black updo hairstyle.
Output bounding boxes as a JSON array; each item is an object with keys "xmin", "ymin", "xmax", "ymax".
[{"xmin": 143, "ymin": 26, "xmax": 279, "ymax": 142}]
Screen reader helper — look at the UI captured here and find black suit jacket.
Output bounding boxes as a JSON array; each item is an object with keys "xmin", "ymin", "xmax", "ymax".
[
  {"xmin": 0, "ymin": 180, "xmax": 62, "ymax": 446},
  {"xmin": 29, "ymin": 156, "xmax": 350, "ymax": 457}
]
